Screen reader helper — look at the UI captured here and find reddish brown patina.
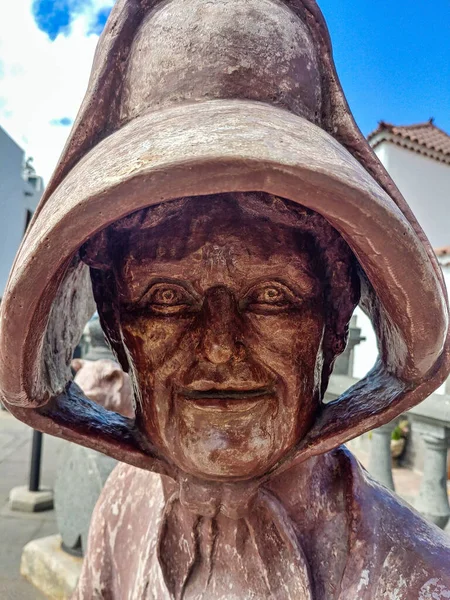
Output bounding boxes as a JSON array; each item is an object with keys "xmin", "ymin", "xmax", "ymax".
[{"xmin": 1, "ymin": 0, "xmax": 450, "ymax": 598}]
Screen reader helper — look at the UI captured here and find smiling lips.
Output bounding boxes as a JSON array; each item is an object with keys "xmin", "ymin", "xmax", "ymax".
[{"xmin": 179, "ymin": 387, "xmax": 273, "ymax": 412}]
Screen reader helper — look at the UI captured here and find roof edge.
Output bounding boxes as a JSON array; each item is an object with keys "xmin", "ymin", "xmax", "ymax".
[{"xmin": 369, "ymin": 131, "xmax": 450, "ymax": 166}]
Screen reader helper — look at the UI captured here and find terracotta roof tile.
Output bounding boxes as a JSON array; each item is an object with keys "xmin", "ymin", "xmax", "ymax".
[{"xmin": 368, "ymin": 119, "xmax": 450, "ymax": 164}]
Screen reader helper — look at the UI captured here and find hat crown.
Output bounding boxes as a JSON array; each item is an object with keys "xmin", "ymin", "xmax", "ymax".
[{"xmin": 120, "ymin": 0, "xmax": 322, "ymax": 125}]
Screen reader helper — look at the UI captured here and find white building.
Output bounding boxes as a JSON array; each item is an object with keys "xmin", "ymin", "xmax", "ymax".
[
  {"xmin": 0, "ymin": 126, "xmax": 44, "ymax": 299},
  {"xmin": 353, "ymin": 120, "xmax": 450, "ymax": 380}
]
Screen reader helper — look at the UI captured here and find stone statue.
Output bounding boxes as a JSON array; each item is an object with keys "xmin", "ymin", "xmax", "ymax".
[
  {"xmin": 71, "ymin": 358, "xmax": 133, "ymax": 419},
  {"xmin": 73, "ymin": 314, "xmax": 134, "ymax": 417},
  {"xmin": 1, "ymin": 0, "xmax": 450, "ymax": 598}
]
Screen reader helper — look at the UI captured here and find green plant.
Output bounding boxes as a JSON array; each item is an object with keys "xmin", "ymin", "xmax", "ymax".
[
  {"xmin": 391, "ymin": 419, "xmax": 409, "ymax": 441},
  {"xmin": 391, "ymin": 426, "xmax": 403, "ymax": 441}
]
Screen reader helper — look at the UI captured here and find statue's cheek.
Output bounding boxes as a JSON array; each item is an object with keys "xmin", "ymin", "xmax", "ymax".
[
  {"xmin": 122, "ymin": 316, "xmax": 196, "ymax": 370},
  {"xmin": 244, "ymin": 312, "xmax": 324, "ymax": 361}
]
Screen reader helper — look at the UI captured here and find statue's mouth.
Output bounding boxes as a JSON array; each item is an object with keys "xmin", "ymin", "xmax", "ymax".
[{"xmin": 178, "ymin": 386, "xmax": 273, "ymax": 412}]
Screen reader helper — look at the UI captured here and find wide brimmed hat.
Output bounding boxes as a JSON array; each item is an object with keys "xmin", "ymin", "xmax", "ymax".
[{"xmin": 1, "ymin": 0, "xmax": 449, "ymax": 473}]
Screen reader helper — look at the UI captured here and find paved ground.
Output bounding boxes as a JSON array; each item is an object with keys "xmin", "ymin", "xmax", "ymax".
[{"xmin": 0, "ymin": 409, "xmax": 63, "ymax": 599}]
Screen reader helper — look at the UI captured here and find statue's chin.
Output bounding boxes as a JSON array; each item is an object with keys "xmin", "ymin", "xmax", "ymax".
[
  {"xmin": 148, "ymin": 391, "xmax": 301, "ymax": 481},
  {"xmin": 156, "ymin": 391, "xmax": 293, "ymax": 480},
  {"xmin": 171, "ymin": 435, "xmax": 287, "ymax": 481},
  {"xmin": 175, "ymin": 456, "xmax": 276, "ymax": 481}
]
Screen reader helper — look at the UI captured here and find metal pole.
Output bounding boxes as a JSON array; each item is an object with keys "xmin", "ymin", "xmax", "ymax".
[{"xmin": 29, "ymin": 430, "xmax": 43, "ymax": 492}]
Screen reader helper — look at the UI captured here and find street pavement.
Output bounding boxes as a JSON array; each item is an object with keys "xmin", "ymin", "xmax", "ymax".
[{"xmin": 0, "ymin": 409, "xmax": 63, "ymax": 599}]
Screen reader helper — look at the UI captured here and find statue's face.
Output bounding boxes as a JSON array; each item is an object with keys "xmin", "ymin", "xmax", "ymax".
[{"xmin": 114, "ymin": 200, "xmax": 325, "ymax": 480}]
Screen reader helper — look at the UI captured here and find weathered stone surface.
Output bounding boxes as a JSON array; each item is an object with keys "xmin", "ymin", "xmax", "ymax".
[
  {"xmin": 75, "ymin": 453, "xmax": 450, "ymax": 600},
  {"xmin": 410, "ymin": 419, "xmax": 450, "ymax": 529},
  {"xmin": 54, "ymin": 443, "xmax": 117, "ymax": 554},
  {"xmin": 368, "ymin": 421, "xmax": 397, "ymax": 491},
  {"xmin": 20, "ymin": 534, "xmax": 82, "ymax": 600}
]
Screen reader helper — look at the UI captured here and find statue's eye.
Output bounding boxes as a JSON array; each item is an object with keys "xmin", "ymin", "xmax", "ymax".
[
  {"xmin": 245, "ymin": 282, "xmax": 299, "ymax": 313},
  {"xmin": 152, "ymin": 287, "xmax": 183, "ymax": 305},
  {"xmin": 144, "ymin": 283, "xmax": 198, "ymax": 315},
  {"xmin": 256, "ymin": 287, "xmax": 284, "ymax": 304}
]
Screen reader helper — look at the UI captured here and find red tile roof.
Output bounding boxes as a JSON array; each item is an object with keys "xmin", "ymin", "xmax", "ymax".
[{"xmin": 368, "ymin": 119, "xmax": 450, "ymax": 164}]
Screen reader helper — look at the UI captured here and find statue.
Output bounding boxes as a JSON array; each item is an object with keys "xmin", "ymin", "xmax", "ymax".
[
  {"xmin": 1, "ymin": 0, "xmax": 449, "ymax": 598},
  {"xmin": 72, "ymin": 315, "xmax": 134, "ymax": 419}
]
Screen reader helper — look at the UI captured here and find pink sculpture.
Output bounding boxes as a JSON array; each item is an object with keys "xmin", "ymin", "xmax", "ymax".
[
  {"xmin": 72, "ymin": 359, "xmax": 134, "ymax": 419},
  {"xmin": 1, "ymin": 1, "xmax": 449, "ymax": 598}
]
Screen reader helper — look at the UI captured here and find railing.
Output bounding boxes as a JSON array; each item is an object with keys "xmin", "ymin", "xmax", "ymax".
[{"xmin": 326, "ymin": 374, "xmax": 450, "ymax": 530}]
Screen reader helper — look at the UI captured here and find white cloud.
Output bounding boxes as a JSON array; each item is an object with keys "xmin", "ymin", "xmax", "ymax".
[{"xmin": 0, "ymin": 0, "xmax": 114, "ymax": 183}]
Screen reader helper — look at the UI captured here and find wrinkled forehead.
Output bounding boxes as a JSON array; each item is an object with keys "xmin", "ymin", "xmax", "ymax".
[
  {"xmin": 117, "ymin": 194, "xmax": 321, "ymax": 265},
  {"xmin": 80, "ymin": 194, "xmax": 351, "ymax": 288},
  {"xmin": 115, "ymin": 198, "xmax": 323, "ymax": 302}
]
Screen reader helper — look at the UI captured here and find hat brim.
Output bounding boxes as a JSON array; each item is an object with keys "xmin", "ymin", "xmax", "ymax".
[{"xmin": 1, "ymin": 99, "xmax": 448, "ymax": 471}]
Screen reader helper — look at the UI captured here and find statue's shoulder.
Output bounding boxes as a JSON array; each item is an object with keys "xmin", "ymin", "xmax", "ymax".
[
  {"xmin": 91, "ymin": 462, "xmax": 168, "ymax": 539},
  {"xmin": 75, "ymin": 463, "xmax": 168, "ymax": 599},
  {"xmin": 100, "ymin": 461, "xmax": 167, "ymax": 509},
  {"xmin": 273, "ymin": 448, "xmax": 450, "ymax": 598},
  {"xmin": 336, "ymin": 446, "xmax": 450, "ymax": 598}
]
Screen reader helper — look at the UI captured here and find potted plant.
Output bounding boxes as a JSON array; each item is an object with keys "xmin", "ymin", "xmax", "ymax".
[{"xmin": 391, "ymin": 419, "xmax": 409, "ymax": 459}]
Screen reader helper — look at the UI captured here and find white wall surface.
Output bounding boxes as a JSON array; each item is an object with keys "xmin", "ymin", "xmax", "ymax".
[
  {"xmin": 352, "ymin": 141, "xmax": 450, "ymax": 382},
  {"xmin": 374, "ymin": 143, "xmax": 450, "ymax": 249},
  {"xmin": 352, "ymin": 307, "xmax": 378, "ymax": 380},
  {"xmin": 0, "ymin": 127, "xmax": 41, "ymax": 298}
]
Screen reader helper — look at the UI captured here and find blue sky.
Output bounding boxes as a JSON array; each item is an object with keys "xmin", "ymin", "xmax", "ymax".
[
  {"xmin": 0, "ymin": 0, "xmax": 449, "ymax": 180},
  {"xmin": 0, "ymin": 0, "xmax": 114, "ymax": 180},
  {"xmin": 320, "ymin": 0, "xmax": 450, "ymax": 135},
  {"xmin": 24, "ymin": 0, "xmax": 450, "ymax": 136},
  {"xmin": 31, "ymin": 0, "xmax": 113, "ymax": 39}
]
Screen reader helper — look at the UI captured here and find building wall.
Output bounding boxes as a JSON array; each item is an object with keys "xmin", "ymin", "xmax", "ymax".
[
  {"xmin": 352, "ymin": 141, "xmax": 450, "ymax": 381},
  {"xmin": 374, "ymin": 143, "xmax": 450, "ymax": 249},
  {"xmin": 0, "ymin": 127, "xmax": 42, "ymax": 298}
]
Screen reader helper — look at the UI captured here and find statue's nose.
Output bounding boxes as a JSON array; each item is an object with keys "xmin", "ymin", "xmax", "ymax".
[{"xmin": 198, "ymin": 286, "xmax": 245, "ymax": 365}]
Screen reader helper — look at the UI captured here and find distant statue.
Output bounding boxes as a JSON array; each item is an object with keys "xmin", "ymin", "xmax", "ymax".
[
  {"xmin": 1, "ymin": 1, "xmax": 450, "ymax": 598},
  {"xmin": 73, "ymin": 315, "xmax": 134, "ymax": 418},
  {"xmin": 72, "ymin": 358, "xmax": 134, "ymax": 419}
]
